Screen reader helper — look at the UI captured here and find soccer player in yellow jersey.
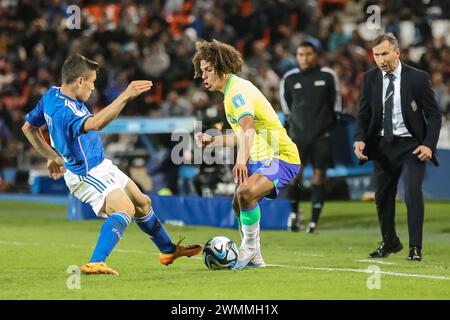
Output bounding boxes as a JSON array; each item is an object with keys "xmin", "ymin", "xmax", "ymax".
[{"xmin": 192, "ymin": 40, "xmax": 301, "ymax": 269}]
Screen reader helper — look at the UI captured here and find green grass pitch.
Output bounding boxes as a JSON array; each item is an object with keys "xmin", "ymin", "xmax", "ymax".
[{"xmin": 0, "ymin": 200, "xmax": 449, "ymax": 300}]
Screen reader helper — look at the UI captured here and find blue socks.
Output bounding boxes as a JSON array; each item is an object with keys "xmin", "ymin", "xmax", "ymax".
[
  {"xmin": 134, "ymin": 209, "xmax": 176, "ymax": 254},
  {"xmin": 89, "ymin": 209, "xmax": 175, "ymax": 263},
  {"xmin": 90, "ymin": 212, "xmax": 131, "ymax": 263}
]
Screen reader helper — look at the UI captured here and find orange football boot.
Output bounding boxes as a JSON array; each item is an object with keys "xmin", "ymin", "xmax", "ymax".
[
  {"xmin": 80, "ymin": 262, "xmax": 119, "ymax": 276},
  {"xmin": 159, "ymin": 237, "xmax": 203, "ymax": 266}
]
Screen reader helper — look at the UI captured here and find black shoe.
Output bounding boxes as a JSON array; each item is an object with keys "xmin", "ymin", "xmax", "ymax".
[
  {"xmin": 407, "ymin": 246, "xmax": 422, "ymax": 261},
  {"xmin": 290, "ymin": 219, "xmax": 300, "ymax": 232},
  {"xmin": 368, "ymin": 240, "xmax": 403, "ymax": 258}
]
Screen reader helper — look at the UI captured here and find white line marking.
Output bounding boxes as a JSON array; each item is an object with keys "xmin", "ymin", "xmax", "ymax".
[
  {"xmin": 356, "ymin": 259, "xmax": 398, "ymax": 265},
  {"xmin": 267, "ymin": 264, "xmax": 450, "ymax": 281},
  {"xmin": 1, "ymin": 240, "xmax": 449, "ymax": 281},
  {"xmin": 294, "ymin": 253, "xmax": 325, "ymax": 257},
  {"xmin": 0, "ymin": 240, "xmax": 24, "ymax": 246}
]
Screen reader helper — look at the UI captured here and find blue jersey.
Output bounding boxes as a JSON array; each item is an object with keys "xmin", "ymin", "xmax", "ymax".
[{"xmin": 25, "ymin": 86, "xmax": 105, "ymax": 175}]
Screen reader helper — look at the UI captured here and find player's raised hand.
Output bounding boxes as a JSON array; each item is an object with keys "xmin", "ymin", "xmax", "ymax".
[
  {"xmin": 47, "ymin": 157, "xmax": 65, "ymax": 180},
  {"xmin": 125, "ymin": 80, "xmax": 153, "ymax": 99},
  {"xmin": 194, "ymin": 132, "xmax": 215, "ymax": 148},
  {"xmin": 233, "ymin": 163, "xmax": 248, "ymax": 186}
]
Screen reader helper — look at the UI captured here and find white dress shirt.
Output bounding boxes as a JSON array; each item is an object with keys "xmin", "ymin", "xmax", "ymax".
[{"xmin": 381, "ymin": 61, "xmax": 412, "ymax": 137}]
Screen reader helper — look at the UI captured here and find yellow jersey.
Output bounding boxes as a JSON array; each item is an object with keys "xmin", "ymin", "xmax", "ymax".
[{"xmin": 223, "ymin": 74, "xmax": 300, "ymax": 164}]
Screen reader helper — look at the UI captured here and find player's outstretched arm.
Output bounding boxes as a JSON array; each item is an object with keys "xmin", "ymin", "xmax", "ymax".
[
  {"xmin": 83, "ymin": 80, "xmax": 153, "ymax": 132},
  {"xmin": 194, "ymin": 132, "xmax": 237, "ymax": 148}
]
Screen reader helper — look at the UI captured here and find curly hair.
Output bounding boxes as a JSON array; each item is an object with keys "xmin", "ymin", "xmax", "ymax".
[{"xmin": 192, "ymin": 39, "xmax": 243, "ymax": 79}]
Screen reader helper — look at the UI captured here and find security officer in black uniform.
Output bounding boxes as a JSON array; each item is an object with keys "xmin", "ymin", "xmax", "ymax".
[{"xmin": 280, "ymin": 41, "xmax": 341, "ymax": 233}]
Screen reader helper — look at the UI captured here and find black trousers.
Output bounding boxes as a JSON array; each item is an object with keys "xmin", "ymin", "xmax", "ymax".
[{"xmin": 374, "ymin": 137, "xmax": 426, "ymax": 248}]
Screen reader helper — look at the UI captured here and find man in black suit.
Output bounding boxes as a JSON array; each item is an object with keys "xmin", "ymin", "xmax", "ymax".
[{"xmin": 354, "ymin": 33, "xmax": 441, "ymax": 261}]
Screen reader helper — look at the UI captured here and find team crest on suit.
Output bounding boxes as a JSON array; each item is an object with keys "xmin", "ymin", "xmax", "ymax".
[{"xmin": 411, "ymin": 100, "xmax": 418, "ymax": 112}]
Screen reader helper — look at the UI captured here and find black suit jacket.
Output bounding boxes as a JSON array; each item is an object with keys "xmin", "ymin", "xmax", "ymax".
[{"xmin": 354, "ymin": 63, "xmax": 441, "ymax": 166}]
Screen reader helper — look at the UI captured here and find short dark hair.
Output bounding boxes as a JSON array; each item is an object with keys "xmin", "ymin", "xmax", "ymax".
[
  {"xmin": 372, "ymin": 33, "xmax": 399, "ymax": 50},
  {"xmin": 298, "ymin": 41, "xmax": 318, "ymax": 53},
  {"xmin": 192, "ymin": 39, "xmax": 243, "ymax": 78},
  {"xmin": 61, "ymin": 54, "xmax": 99, "ymax": 84}
]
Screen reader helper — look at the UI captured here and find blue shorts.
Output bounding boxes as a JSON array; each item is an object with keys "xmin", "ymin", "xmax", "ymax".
[{"xmin": 247, "ymin": 158, "xmax": 301, "ymax": 199}]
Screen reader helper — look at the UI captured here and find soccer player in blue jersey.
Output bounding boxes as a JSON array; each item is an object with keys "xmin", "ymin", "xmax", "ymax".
[{"xmin": 22, "ymin": 54, "xmax": 202, "ymax": 275}]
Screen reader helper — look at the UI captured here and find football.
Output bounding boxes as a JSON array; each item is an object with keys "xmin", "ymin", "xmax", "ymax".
[{"xmin": 202, "ymin": 236, "xmax": 239, "ymax": 270}]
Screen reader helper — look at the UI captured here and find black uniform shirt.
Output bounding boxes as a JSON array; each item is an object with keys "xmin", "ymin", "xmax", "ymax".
[{"xmin": 280, "ymin": 65, "xmax": 341, "ymax": 145}]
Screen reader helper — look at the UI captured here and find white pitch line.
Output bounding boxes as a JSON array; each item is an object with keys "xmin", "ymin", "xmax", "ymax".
[
  {"xmin": 0, "ymin": 240, "xmax": 24, "ymax": 246},
  {"xmin": 356, "ymin": 259, "xmax": 398, "ymax": 265},
  {"xmin": 1, "ymin": 240, "xmax": 449, "ymax": 281},
  {"xmin": 267, "ymin": 264, "xmax": 450, "ymax": 281}
]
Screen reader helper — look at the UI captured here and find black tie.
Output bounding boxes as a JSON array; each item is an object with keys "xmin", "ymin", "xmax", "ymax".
[{"xmin": 383, "ymin": 73, "xmax": 395, "ymax": 142}]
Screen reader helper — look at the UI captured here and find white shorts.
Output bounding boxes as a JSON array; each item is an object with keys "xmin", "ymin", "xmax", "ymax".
[{"xmin": 64, "ymin": 159, "xmax": 130, "ymax": 218}]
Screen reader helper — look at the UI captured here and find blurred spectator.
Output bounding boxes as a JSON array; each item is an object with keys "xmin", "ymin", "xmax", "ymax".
[
  {"xmin": 399, "ymin": 48, "xmax": 420, "ymax": 69},
  {"xmin": 192, "ymin": 90, "xmax": 225, "ymax": 131},
  {"xmin": 158, "ymin": 89, "xmax": 192, "ymax": 117},
  {"xmin": 141, "ymin": 42, "xmax": 171, "ymax": 79},
  {"xmin": 384, "ymin": 11, "xmax": 401, "ymax": 42},
  {"xmin": 273, "ymin": 41, "xmax": 297, "ymax": 77},
  {"xmin": 105, "ymin": 70, "xmax": 128, "ymax": 104},
  {"xmin": 431, "ymin": 72, "xmax": 450, "ymax": 116},
  {"xmin": 253, "ymin": 62, "xmax": 280, "ymax": 99},
  {"xmin": 165, "ymin": 38, "xmax": 194, "ymax": 91},
  {"xmin": 202, "ymin": 11, "xmax": 236, "ymax": 46},
  {"xmin": 327, "ymin": 17, "xmax": 350, "ymax": 52},
  {"xmin": 413, "ymin": 15, "xmax": 433, "ymax": 46}
]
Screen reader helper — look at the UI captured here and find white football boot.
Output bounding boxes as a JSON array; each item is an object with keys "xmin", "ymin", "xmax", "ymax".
[
  {"xmin": 232, "ymin": 222, "xmax": 265, "ymax": 270},
  {"xmin": 231, "ymin": 247, "xmax": 257, "ymax": 270}
]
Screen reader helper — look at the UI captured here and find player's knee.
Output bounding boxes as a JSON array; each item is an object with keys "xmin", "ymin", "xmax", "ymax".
[
  {"xmin": 292, "ymin": 172, "xmax": 302, "ymax": 185},
  {"xmin": 106, "ymin": 193, "xmax": 135, "ymax": 217},
  {"xmin": 312, "ymin": 177, "xmax": 325, "ymax": 185},
  {"xmin": 236, "ymin": 186, "xmax": 255, "ymax": 207},
  {"xmin": 312, "ymin": 171, "xmax": 325, "ymax": 184},
  {"xmin": 135, "ymin": 195, "xmax": 151, "ymax": 217}
]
